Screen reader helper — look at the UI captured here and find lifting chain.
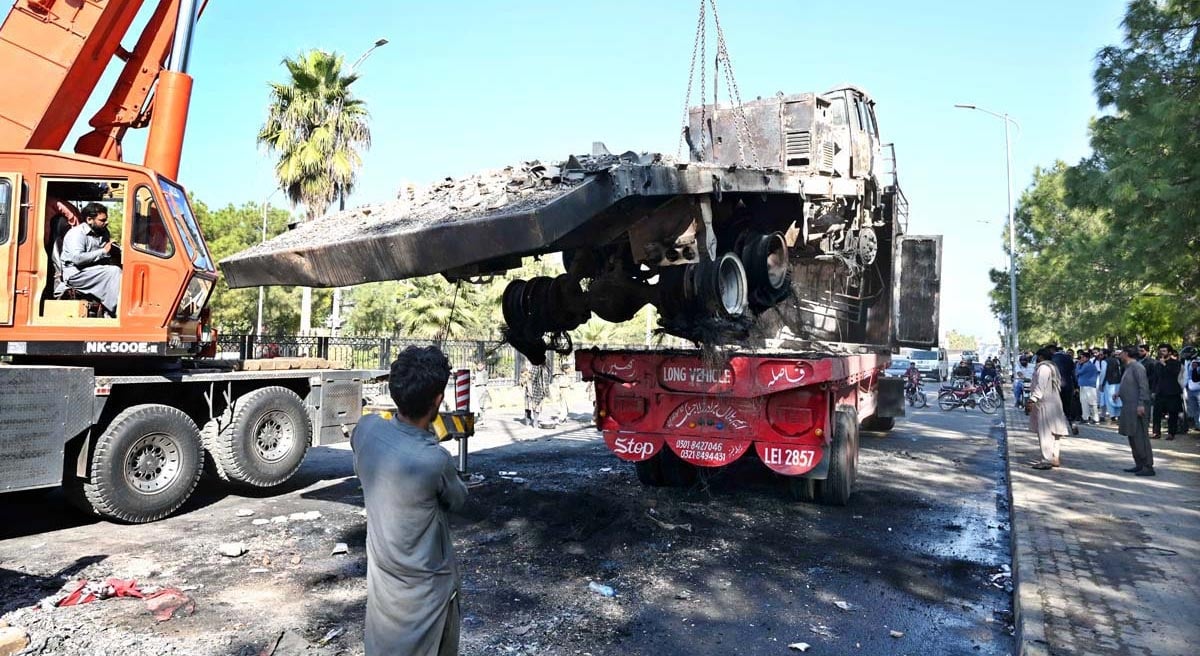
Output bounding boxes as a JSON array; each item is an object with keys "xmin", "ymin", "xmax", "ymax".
[{"xmin": 675, "ymin": 0, "xmax": 761, "ymax": 168}]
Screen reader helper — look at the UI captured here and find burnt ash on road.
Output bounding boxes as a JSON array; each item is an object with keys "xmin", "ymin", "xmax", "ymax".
[{"xmin": 0, "ymin": 405, "xmax": 1013, "ymax": 656}]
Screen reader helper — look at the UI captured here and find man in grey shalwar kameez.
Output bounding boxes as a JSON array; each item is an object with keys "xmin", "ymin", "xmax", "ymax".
[
  {"xmin": 1116, "ymin": 346, "xmax": 1155, "ymax": 476},
  {"xmin": 352, "ymin": 346, "xmax": 469, "ymax": 656},
  {"xmin": 1028, "ymin": 347, "xmax": 1070, "ymax": 469},
  {"xmin": 60, "ymin": 202, "xmax": 121, "ymax": 316}
]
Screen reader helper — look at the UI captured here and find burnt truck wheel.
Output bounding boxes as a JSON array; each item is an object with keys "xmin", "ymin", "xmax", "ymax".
[
  {"xmin": 74, "ymin": 404, "xmax": 204, "ymax": 523},
  {"xmin": 816, "ymin": 407, "xmax": 859, "ymax": 506},
  {"xmin": 634, "ymin": 456, "xmax": 666, "ymax": 487},
  {"xmin": 862, "ymin": 415, "xmax": 895, "ymax": 432},
  {"xmin": 786, "ymin": 476, "xmax": 818, "ymax": 502},
  {"xmin": 660, "ymin": 447, "xmax": 698, "ymax": 487},
  {"xmin": 211, "ymin": 386, "xmax": 312, "ymax": 488}
]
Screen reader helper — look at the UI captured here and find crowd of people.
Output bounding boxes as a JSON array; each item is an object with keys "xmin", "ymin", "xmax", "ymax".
[{"xmin": 1019, "ymin": 342, "xmax": 1200, "ymax": 475}]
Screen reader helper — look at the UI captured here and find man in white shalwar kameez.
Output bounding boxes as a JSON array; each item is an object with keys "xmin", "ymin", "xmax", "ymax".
[
  {"xmin": 353, "ymin": 346, "xmax": 468, "ymax": 656},
  {"xmin": 1028, "ymin": 347, "xmax": 1070, "ymax": 469}
]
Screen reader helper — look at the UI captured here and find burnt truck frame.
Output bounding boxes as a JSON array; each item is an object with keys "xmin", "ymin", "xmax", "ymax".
[{"xmin": 221, "ymin": 86, "xmax": 942, "ymax": 504}]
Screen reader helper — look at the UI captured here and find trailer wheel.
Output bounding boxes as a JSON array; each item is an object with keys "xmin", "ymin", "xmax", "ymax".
[
  {"xmin": 786, "ymin": 476, "xmax": 817, "ymax": 502},
  {"xmin": 73, "ymin": 404, "xmax": 204, "ymax": 523},
  {"xmin": 634, "ymin": 456, "xmax": 665, "ymax": 487},
  {"xmin": 660, "ymin": 446, "xmax": 698, "ymax": 487},
  {"xmin": 211, "ymin": 386, "xmax": 311, "ymax": 488},
  {"xmin": 862, "ymin": 415, "xmax": 895, "ymax": 432},
  {"xmin": 817, "ymin": 407, "xmax": 859, "ymax": 506}
]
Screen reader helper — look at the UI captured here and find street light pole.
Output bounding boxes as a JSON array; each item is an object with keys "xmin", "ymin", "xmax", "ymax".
[
  {"xmin": 329, "ymin": 38, "xmax": 389, "ymax": 335},
  {"xmin": 256, "ymin": 189, "xmax": 281, "ymax": 335},
  {"xmin": 955, "ymin": 103, "xmax": 1021, "ymax": 375}
]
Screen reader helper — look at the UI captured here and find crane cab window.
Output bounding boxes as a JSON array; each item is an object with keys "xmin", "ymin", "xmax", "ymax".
[
  {"xmin": 0, "ymin": 179, "xmax": 11, "ymax": 245},
  {"xmin": 131, "ymin": 186, "xmax": 173, "ymax": 257}
]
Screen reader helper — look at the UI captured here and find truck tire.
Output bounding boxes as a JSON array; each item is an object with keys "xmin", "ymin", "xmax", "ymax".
[
  {"xmin": 73, "ymin": 404, "xmax": 204, "ymax": 523},
  {"xmin": 786, "ymin": 476, "xmax": 817, "ymax": 502},
  {"xmin": 210, "ymin": 386, "xmax": 312, "ymax": 488},
  {"xmin": 634, "ymin": 456, "xmax": 665, "ymax": 487},
  {"xmin": 660, "ymin": 446, "xmax": 697, "ymax": 488},
  {"xmin": 817, "ymin": 407, "xmax": 859, "ymax": 506},
  {"xmin": 862, "ymin": 415, "xmax": 895, "ymax": 432}
]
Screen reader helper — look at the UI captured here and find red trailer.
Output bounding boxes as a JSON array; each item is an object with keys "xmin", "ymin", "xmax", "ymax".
[{"xmin": 576, "ymin": 348, "xmax": 903, "ymax": 505}]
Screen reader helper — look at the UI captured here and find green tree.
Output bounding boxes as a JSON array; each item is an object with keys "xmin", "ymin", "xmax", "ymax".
[
  {"xmin": 1064, "ymin": 0, "xmax": 1200, "ymax": 337},
  {"xmin": 258, "ymin": 49, "xmax": 372, "ymax": 333},
  {"xmin": 946, "ymin": 330, "xmax": 978, "ymax": 351},
  {"xmin": 196, "ymin": 199, "xmax": 329, "ymax": 333}
]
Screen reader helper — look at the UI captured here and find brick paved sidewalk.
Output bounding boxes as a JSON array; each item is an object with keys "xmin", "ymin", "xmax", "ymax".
[{"xmin": 1004, "ymin": 405, "xmax": 1200, "ymax": 655}]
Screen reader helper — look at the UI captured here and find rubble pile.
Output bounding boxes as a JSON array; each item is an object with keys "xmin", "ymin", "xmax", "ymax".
[{"xmin": 245, "ymin": 147, "xmax": 663, "ymax": 255}]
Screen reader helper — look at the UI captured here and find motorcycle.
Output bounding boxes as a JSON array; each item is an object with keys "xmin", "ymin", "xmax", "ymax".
[
  {"xmin": 937, "ymin": 381, "xmax": 999, "ymax": 414},
  {"xmin": 904, "ymin": 381, "xmax": 928, "ymax": 408}
]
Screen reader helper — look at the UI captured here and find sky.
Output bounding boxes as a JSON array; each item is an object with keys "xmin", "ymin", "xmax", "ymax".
[{"xmin": 69, "ymin": 0, "xmax": 1130, "ymax": 345}]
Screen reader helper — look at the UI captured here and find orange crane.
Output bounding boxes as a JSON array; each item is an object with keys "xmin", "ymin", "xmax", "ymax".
[{"xmin": 0, "ymin": 0, "xmax": 374, "ymax": 523}]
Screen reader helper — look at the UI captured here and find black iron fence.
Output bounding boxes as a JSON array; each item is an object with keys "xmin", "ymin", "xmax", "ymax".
[{"xmin": 215, "ymin": 334, "xmax": 584, "ymax": 383}]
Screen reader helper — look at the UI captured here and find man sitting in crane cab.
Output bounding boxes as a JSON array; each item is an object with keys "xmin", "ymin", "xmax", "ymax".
[{"xmin": 60, "ymin": 202, "xmax": 121, "ymax": 317}]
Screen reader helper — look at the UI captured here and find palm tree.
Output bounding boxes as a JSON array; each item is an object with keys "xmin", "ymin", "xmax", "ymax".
[
  {"xmin": 395, "ymin": 277, "xmax": 484, "ymax": 340},
  {"xmin": 258, "ymin": 49, "xmax": 371, "ymax": 333}
]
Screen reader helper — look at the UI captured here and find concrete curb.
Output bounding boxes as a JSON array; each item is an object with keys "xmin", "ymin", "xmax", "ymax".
[{"xmin": 1001, "ymin": 404, "xmax": 1048, "ymax": 656}]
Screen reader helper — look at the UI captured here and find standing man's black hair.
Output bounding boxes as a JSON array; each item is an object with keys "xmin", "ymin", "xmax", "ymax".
[{"xmin": 388, "ymin": 346, "xmax": 451, "ymax": 420}]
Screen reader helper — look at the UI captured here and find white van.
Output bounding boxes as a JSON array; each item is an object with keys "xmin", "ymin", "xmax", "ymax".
[{"xmin": 907, "ymin": 348, "xmax": 949, "ymax": 381}]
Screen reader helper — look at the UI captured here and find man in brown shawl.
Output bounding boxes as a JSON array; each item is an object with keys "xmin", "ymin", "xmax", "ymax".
[
  {"xmin": 352, "ymin": 346, "xmax": 469, "ymax": 655},
  {"xmin": 1028, "ymin": 347, "xmax": 1070, "ymax": 469}
]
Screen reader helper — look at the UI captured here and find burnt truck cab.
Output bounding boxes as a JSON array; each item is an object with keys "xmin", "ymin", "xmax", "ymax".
[{"xmin": 0, "ymin": 150, "xmax": 217, "ymax": 360}]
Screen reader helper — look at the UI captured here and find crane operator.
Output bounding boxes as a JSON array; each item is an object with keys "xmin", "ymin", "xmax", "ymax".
[{"xmin": 60, "ymin": 202, "xmax": 121, "ymax": 317}]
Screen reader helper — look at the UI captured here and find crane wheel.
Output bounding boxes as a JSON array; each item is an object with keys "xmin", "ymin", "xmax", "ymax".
[
  {"xmin": 71, "ymin": 404, "xmax": 204, "ymax": 523},
  {"xmin": 210, "ymin": 386, "xmax": 311, "ymax": 488},
  {"xmin": 816, "ymin": 407, "xmax": 859, "ymax": 506}
]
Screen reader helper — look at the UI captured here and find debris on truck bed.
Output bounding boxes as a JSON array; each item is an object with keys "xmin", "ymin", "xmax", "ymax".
[{"xmin": 220, "ymin": 146, "xmax": 665, "ymax": 289}]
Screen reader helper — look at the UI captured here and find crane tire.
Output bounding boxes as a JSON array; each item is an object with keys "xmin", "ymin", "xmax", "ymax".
[
  {"xmin": 210, "ymin": 386, "xmax": 311, "ymax": 488},
  {"xmin": 73, "ymin": 404, "xmax": 204, "ymax": 523}
]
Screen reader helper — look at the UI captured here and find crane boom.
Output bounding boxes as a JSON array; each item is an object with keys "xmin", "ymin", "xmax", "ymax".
[{"xmin": 0, "ymin": 0, "xmax": 148, "ymax": 152}]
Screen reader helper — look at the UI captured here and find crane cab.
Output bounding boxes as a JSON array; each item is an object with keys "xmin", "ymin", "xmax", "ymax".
[{"xmin": 0, "ymin": 150, "xmax": 216, "ymax": 360}]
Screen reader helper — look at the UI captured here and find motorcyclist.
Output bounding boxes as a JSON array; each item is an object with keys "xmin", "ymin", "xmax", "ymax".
[
  {"xmin": 952, "ymin": 358, "xmax": 975, "ymax": 388},
  {"xmin": 905, "ymin": 362, "xmax": 922, "ymax": 393}
]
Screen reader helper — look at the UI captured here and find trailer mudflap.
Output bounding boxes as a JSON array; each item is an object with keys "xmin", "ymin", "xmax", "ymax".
[
  {"xmin": 875, "ymin": 377, "xmax": 906, "ymax": 418},
  {"xmin": 0, "ymin": 365, "xmax": 93, "ymax": 492}
]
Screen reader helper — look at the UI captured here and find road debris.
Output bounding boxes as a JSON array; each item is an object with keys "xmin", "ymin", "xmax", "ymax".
[
  {"xmin": 288, "ymin": 510, "xmax": 322, "ymax": 521},
  {"xmin": 251, "ymin": 518, "xmax": 271, "ymax": 526},
  {"xmin": 144, "ymin": 589, "xmax": 196, "ymax": 622},
  {"xmin": 218, "ymin": 542, "xmax": 247, "ymax": 558},
  {"xmin": 890, "ymin": 629, "xmax": 905, "ymax": 638},
  {"xmin": 235, "ymin": 509, "xmax": 255, "ymax": 517},
  {"xmin": 260, "ymin": 628, "xmax": 310, "ymax": 656},
  {"xmin": 645, "ymin": 509, "xmax": 693, "ymax": 533},
  {"xmin": 270, "ymin": 515, "xmax": 289, "ymax": 524},
  {"xmin": 832, "ymin": 600, "xmax": 852, "ymax": 611},
  {"xmin": 0, "ymin": 625, "xmax": 29, "ymax": 656},
  {"xmin": 674, "ymin": 590, "xmax": 692, "ymax": 600},
  {"xmin": 588, "ymin": 581, "xmax": 616, "ymax": 598},
  {"xmin": 498, "ymin": 471, "xmax": 519, "ymax": 477},
  {"xmin": 787, "ymin": 642, "xmax": 811, "ymax": 652},
  {"xmin": 331, "ymin": 543, "xmax": 349, "ymax": 556},
  {"xmin": 318, "ymin": 626, "xmax": 344, "ymax": 646},
  {"xmin": 809, "ymin": 624, "xmax": 836, "ymax": 639}
]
